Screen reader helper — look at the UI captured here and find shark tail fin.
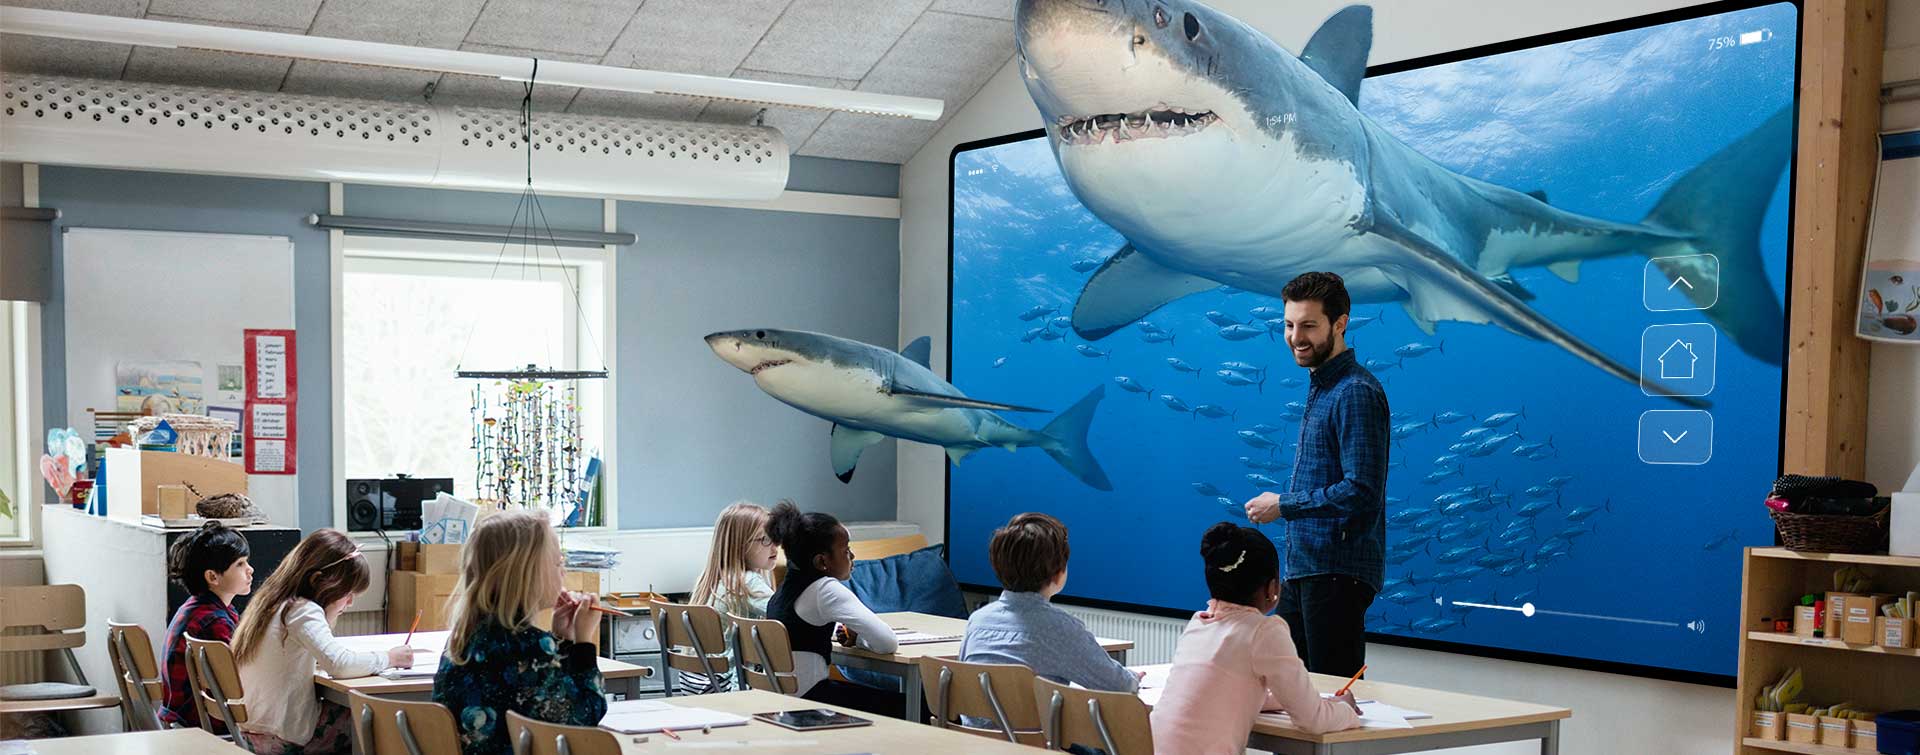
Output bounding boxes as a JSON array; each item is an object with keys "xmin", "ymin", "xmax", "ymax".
[
  {"xmin": 1644, "ymin": 105, "xmax": 1792, "ymax": 365},
  {"xmin": 1039, "ymin": 385, "xmax": 1113, "ymax": 491}
]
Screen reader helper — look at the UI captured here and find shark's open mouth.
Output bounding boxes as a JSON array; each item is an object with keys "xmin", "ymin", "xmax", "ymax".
[
  {"xmin": 1055, "ymin": 107, "xmax": 1217, "ymax": 145},
  {"xmin": 749, "ymin": 359, "xmax": 791, "ymax": 375}
]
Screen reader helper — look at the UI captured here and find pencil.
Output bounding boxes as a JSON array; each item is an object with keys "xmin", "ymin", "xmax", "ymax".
[
  {"xmin": 588, "ymin": 604, "xmax": 632, "ymax": 617},
  {"xmin": 403, "ymin": 609, "xmax": 422, "ymax": 646},
  {"xmin": 1335, "ymin": 664, "xmax": 1368, "ymax": 697},
  {"xmin": 659, "ymin": 727, "xmax": 681, "ymax": 741}
]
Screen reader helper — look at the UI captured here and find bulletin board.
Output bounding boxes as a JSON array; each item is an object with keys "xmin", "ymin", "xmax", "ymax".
[
  {"xmin": 1858, "ymin": 130, "xmax": 1920, "ymax": 342},
  {"xmin": 61, "ymin": 228, "xmax": 298, "ymax": 525}
]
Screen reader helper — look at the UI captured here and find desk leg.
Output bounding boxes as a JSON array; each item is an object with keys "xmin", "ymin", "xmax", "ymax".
[
  {"xmin": 1108, "ymin": 649, "xmax": 1128, "ymax": 665},
  {"xmin": 903, "ymin": 662, "xmax": 923, "ymax": 724},
  {"xmin": 1541, "ymin": 718, "xmax": 1560, "ymax": 755}
]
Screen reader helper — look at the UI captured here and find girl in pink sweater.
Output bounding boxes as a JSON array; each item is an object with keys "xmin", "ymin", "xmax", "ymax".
[{"xmin": 1151, "ymin": 523, "xmax": 1362, "ymax": 753}]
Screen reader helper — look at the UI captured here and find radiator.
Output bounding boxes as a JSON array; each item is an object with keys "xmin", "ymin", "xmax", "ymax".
[
  {"xmin": 0, "ymin": 628, "xmax": 45, "ymax": 685},
  {"xmin": 964, "ymin": 593, "xmax": 1188, "ymax": 666},
  {"xmin": 336, "ymin": 610, "xmax": 385, "ymax": 638}
]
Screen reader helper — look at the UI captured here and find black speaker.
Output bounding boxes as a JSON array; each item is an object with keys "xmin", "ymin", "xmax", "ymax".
[{"xmin": 345, "ymin": 476, "xmax": 454, "ymax": 532}]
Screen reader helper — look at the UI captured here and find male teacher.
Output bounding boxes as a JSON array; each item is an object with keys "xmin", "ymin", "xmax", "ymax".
[{"xmin": 1245, "ymin": 272, "xmax": 1389, "ymax": 677}]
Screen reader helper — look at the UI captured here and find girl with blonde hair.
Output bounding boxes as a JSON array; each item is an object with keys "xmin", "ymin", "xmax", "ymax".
[
  {"xmin": 432, "ymin": 510, "xmax": 605, "ymax": 755},
  {"xmin": 232, "ymin": 529, "xmax": 412, "ymax": 755},
  {"xmin": 690, "ymin": 501, "xmax": 778, "ymax": 619}
]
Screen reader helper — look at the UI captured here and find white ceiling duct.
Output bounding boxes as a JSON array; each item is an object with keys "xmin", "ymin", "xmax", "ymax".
[
  {"xmin": 0, "ymin": 75, "xmax": 790, "ymax": 201},
  {"xmin": 0, "ymin": 7, "xmax": 943, "ymax": 121}
]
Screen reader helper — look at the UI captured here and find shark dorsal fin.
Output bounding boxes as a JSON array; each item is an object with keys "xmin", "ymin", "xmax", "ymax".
[
  {"xmin": 900, "ymin": 336, "xmax": 932, "ymax": 369},
  {"xmin": 1299, "ymin": 5, "xmax": 1372, "ymax": 106}
]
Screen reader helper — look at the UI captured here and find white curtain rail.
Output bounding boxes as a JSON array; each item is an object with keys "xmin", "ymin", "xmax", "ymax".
[{"xmin": 0, "ymin": 7, "xmax": 945, "ymax": 121}]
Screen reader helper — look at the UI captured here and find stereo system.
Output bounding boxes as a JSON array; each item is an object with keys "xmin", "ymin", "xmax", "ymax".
[{"xmin": 345, "ymin": 476, "xmax": 453, "ymax": 533}]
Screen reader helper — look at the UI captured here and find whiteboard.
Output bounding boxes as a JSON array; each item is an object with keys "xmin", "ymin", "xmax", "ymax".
[{"xmin": 62, "ymin": 228, "xmax": 298, "ymax": 526}]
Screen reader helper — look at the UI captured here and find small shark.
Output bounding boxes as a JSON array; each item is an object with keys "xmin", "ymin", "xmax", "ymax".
[
  {"xmin": 1014, "ymin": 0, "xmax": 1790, "ymax": 401},
  {"xmin": 706, "ymin": 329, "xmax": 1111, "ymax": 490}
]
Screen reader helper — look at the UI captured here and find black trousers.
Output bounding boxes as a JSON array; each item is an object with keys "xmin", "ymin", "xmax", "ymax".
[{"xmin": 1277, "ymin": 574, "xmax": 1377, "ymax": 677}]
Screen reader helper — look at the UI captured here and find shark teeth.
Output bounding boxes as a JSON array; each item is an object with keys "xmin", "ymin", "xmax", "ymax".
[
  {"xmin": 748, "ymin": 359, "xmax": 792, "ymax": 375},
  {"xmin": 1056, "ymin": 106, "xmax": 1217, "ymax": 145}
]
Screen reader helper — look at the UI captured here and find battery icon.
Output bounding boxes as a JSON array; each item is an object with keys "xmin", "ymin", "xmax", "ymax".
[{"xmin": 1738, "ymin": 29, "xmax": 1772, "ymax": 45}]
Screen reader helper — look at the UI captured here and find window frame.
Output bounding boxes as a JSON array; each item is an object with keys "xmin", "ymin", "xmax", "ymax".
[
  {"xmin": 332, "ymin": 233, "xmax": 616, "ymax": 531},
  {"xmin": 1, "ymin": 300, "xmax": 43, "ymax": 547}
]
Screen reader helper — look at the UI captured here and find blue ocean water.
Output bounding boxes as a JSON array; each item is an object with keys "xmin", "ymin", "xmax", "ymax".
[{"xmin": 947, "ymin": 3, "xmax": 1797, "ymax": 678}]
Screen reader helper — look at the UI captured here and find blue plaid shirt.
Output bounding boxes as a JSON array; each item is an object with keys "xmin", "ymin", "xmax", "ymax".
[{"xmin": 1280, "ymin": 348, "xmax": 1389, "ymax": 591}]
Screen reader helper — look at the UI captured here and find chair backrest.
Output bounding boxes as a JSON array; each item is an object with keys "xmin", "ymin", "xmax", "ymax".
[
  {"xmin": 919, "ymin": 656, "xmax": 1046, "ymax": 746},
  {"xmin": 727, "ymin": 614, "xmax": 799, "ymax": 695},
  {"xmin": 183, "ymin": 635, "xmax": 248, "ymax": 736},
  {"xmin": 505, "ymin": 709, "xmax": 621, "ymax": 755},
  {"xmin": 773, "ymin": 533, "xmax": 931, "ymax": 584},
  {"xmin": 107, "ymin": 621, "xmax": 165, "ymax": 731},
  {"xmin": 1034, "ymin": 677, "xmax": 1154, "ymax": 755},
  {"xmin": 349, "ymin": 690, "xmax": 461, "ymax": 755},
  {"xmin": 0, "ymin": 585, "xmax": 87, "ymax": 652},
  {"xmin": 649, "ymin": 600, "xmax": 731, "ymax": 684}
]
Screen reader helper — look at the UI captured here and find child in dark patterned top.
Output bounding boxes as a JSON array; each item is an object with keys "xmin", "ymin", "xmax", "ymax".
[
  {"xmin": 159, "ymin": 521, "xmax": 252, "ymax": 729},
  {"xmin": 432, "ymin": 511, "xmax": 605, "ymax": 755}
]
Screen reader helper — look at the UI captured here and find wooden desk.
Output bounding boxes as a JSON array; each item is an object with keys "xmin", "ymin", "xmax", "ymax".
[
  {"xmin": 1135, "ymin": 664, "xmax": 1570, "ymax": 755},
  {"xmin": 612, "ymin": 688, "xmax": 1036, "ymax": 753},
  {"xmin": 20, "ymin": 727, "xmax": 247, "ymax": 754},
  {"xmin": 831, "ymin": 611, "xmax": 1134, "ymax": 722}
]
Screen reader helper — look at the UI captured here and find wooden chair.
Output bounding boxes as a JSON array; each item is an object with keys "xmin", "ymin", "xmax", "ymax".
[
  {"xmin": 505, "ymin": 709, "xmax": 620, "ymax": 755},
  {"xmin": 649, "ymin": 600, "xmax": 731, "ymax": 696},
  {"xmin": 1034, "ymin": 677, "xmax": 1154, "ymax": 755},
  {"xmin": 182, "ymin": 635, "xmax": 249, "ymax": 750},
  {"xmin": 0, "ymin": 585, "xmax": 121, "ymax": 719},
  {"xmin": 919, "ymin": 656, "xmax": 1045, "ymax": 746},
  {"xmin": 106, "ymin": 621, "xmax": 166, "ymax": 731},
  {"xmin": 349, "ymin": 690, "xmax": 461, "ymax": 755},
  {"xmin": 727, "ymin": 614, "xmax": 799, "ymax": 695}
]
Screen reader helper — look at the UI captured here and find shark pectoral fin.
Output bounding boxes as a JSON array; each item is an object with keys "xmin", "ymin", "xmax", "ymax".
[
  {"xmin": 1299, "ymin": 5, "xmax": 1372, "ymax": 106},
  {"xmin": 1370, "ymin": 213, "xmax": 1706, "ymax": 408},
  {"xmin": 889, "ymin": 388, "xmax": 1046, "ymax": 413},
  {"xmin": 946, "ymin": 446, "xmax": 978, "ymax": 466},
  {"xmin": 829, "ymin": 424, "xmax": 885, "ymax": 483},
  {"xmin": 900, "ymin": 336, "xmax": 933, "ymax": 369},
  {"xmin": 1547, "ymin": 260, "xmax": 1580, "ymax": 284},
  {"xmin": 1072, "ymin": 245, "xmax": 1219, "ymax": 340}
]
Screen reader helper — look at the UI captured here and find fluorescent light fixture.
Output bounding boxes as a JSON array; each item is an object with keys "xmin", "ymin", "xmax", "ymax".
[{"xmin": 0, "ymin": 7, "xmax": 945, "ymax": 120}]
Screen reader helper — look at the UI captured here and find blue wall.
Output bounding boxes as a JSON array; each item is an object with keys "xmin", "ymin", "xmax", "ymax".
[{"xmin": 36, "ymin": 157, "xmax": 900, "ymax": 531}]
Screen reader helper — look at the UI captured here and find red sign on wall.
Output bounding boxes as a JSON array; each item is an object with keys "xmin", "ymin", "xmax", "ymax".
[{"xmin": 243, "ymin": 329, "xmax": 297, "ymax": 475}]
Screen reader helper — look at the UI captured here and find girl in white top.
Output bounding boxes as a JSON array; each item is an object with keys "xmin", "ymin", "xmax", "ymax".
[
  {"xmin": 764, "ymin": 502, "xmax": 901, "ymax": 717},
  {"xmin": 231, "ymin": 529, "xmax": 413, "ymax": 755},
  {"xmin": 682, "ymin": 501, "xmax": 779, "ymax": 694}
]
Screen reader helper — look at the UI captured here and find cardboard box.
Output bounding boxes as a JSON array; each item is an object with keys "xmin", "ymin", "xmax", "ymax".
[
  {"xmin": 387, "ymin": 571, "xmax": 461, "ymax": 633},
  {"xmin": 103, "ymin": 447, "xmax": 248, "ymax": 523},
  {"xmin": 1854, "ymin": 720, "xmax": 1878, "ymax": 751},
  {"xmin": 396, "ymin": 542, "xmax": 463, "ymax": 574},
  {"xmin": 1795, "ymin": 605, "xmax": 1819, "ymax": 637},
  {"xmin": 1843, "ymin": 594, "xmax": 1893, "ymax": 644},
  {"xmin": 1820, "ymin": 717, "xmax": 1853, "ymax": 748},
  {"xmin": 1879, "ymin": 616, "xmax": 1915, "ymax": 648},
  {"xmin": 564, "ymin": 570, "xmax": 601, "ymax": 595},
  {"xmin": 1786, "ymin": 713, "xmax": 1821, "ymax": 744},
  {"xmin": 1826, "ymin": 593, "xmax": 1856, "ymax": 638},
  {"xmin": 1750, "ymin": 710, "xmax": 1786, "ymax": 740},
  {"xmin": 156, "ymin": 484, "xmax": 192, "ymax": 519}
]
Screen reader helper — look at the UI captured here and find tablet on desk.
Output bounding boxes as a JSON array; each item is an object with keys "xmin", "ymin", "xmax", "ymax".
[{"xmin": 752, "ymin": 708, "xmax": 874, "ymax": 731}]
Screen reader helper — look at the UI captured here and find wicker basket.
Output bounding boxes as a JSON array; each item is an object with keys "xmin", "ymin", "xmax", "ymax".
[{"xmin": 1770, "ymin": 507, "xmax": 1890, "ymax": 554}]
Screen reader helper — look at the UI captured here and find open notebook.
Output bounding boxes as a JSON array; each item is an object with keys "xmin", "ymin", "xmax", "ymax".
[
  {"xmin": 890, "ymin": 628, "xmax": 962, "ymax": 645},
  {"xmin": 599, "ymin": 700, "xmax": 750, "ymax": 734}
]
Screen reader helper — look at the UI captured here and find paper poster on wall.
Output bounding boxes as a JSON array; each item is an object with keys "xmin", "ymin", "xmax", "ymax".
[
  {"xmin": 244, "ymin": 329, "xmax": 297, "ymax": 475},
  {"xmin": 216, "ymin": 364, "xmax": 245, "ymax": 403},
  {"xmin": 1858, "ymin": 131, "xmax": 1920, "ymax": 342},
  {"xmin": 114, "ymin": 360, "xmax": 204, "ymax": 414}
]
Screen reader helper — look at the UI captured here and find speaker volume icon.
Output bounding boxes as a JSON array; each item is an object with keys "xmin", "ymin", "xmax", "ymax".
[{"xmin": 1686, "ymin": 619, "xmax": 1707, "ymax": 634}]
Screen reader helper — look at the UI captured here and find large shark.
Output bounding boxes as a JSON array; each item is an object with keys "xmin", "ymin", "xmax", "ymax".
[
  {"xmin": 1013, "ymin": 0, "xmax": 1790, "ymax": 396},
  {"xmin": 705, "ymin": 329, "xmax": 1112, "ymax": 490}
]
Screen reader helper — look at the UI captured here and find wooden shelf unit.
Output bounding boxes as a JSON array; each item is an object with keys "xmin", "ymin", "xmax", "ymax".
[{"xmin": 1735, "ymin": 547, "xmax": 1920, "ymax": 755}]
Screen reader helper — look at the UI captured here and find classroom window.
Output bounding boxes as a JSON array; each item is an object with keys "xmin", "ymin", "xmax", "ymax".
[
  {"xmin": 341, "ymin": 244, "xmax": 608, "ymax": 519},
  {"xmin": 0, "ymin": 302, "xmax": 19, "ymax": 540}
]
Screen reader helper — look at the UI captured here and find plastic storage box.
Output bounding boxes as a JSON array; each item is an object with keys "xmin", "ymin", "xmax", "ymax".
[{"xmin": 1878, "ymin": 710, "xmax": 1920, "ymax": 755}]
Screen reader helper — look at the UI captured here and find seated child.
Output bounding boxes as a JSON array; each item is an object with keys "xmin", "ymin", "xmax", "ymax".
[
  {"xmin": 682, "ymin": 501, "xmax": 779, "ymax": 693},
  {"xmin": 159, "ymin": 521, "xmax": 252, "ymax": 729},
  {"xmin": 764, "ymin": 501, "xmax": 904, "ymax": 717},
  {"xmin": 960, "ymin": 513, "xmax": 1138, "ymax": 692}
]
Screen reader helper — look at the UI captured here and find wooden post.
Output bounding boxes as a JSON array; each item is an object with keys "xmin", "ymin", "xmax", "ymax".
[{"xmin": 1784, "ymin": 0, "xmax": 1885, "ymax": 479}]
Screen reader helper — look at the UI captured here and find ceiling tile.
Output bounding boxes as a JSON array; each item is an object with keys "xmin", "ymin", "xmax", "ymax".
[
  {"xmin": 281, "ymin": 60, "xmax": 440, "ymax": 101},
  {"xmin": 0, "ymin": 0, "xmax": 148, "ymax": 14},
  {"xmin": 565, "ymin": 89, "xmax": 707, "ymax": 121},
  {"xmin": 426, "ymin": 44, "xmax": 589, "ymax": 110},
  {"xmin": 699, "ymin": 68, "xmax": 854, "ymax": 153},
  {"xmin": 0, "ymin": 36, "xmax": 131, "ymax": 79},
  {"xmin": 930, "ymin": 0, "xmax": 1014, "ymax": 20},
  {"xmin": 463, "ymin": 0, "xmax": 644, "ymax": 57},
  {"xmin": 741, "ymin": 0, "xmax": 933, "ymax": 80},
  {"xmin": 601, "ymin": 0, "xmax": 789, "ymax": 76},
  {"xmin": 857, "ymin": 11, "xmax": 1013, "ymax": 102},
  {"xmin": 797, "ymin": 111, "xmax": 939, "ymax": 163},
  {"xmin": 305, "ymin": 0, "xmax": 487, "ymax": 48},
  {"xmin": 146, "ymin": 0, "xmax": 324, "ymax": 31},
  {"xmin": 122, "ymin": 17, "xmax": 299, "ymax": 90}
]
